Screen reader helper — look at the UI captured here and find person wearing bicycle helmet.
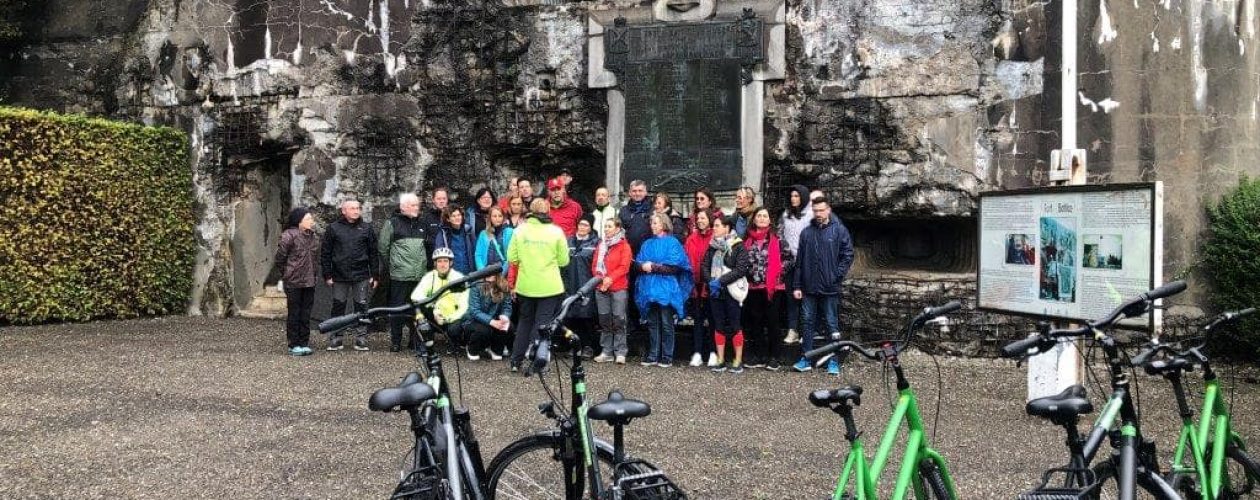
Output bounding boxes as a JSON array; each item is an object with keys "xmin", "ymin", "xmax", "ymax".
[{"xmin": 410, "ymin": 247, "xmax": 469, "ymax": 352}]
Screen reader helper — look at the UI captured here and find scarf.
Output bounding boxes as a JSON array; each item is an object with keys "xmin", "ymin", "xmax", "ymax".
[
  {"xmin": 709, "ymin": 234, "xmax": 738, "ymax": 278},
  {"xmin": 595, "ymin": 228, "xmax": 625, "ymax": 276},
  {"xmin": 744, "ymin": 227, "xmax": 783, "ymax": 296}
]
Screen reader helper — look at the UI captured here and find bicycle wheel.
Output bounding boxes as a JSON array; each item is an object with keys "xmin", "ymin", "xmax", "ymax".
[
  {"xmin": 1091, "ymin": 461, "xmax": 1175, "ymax": 500},
  {"xmin": 916, "ymin": 459, "xmax": 954, "ymax": 500},
  {"xmin": 487, "ymin": 433, "xmax": 617, "ymax": 500}
]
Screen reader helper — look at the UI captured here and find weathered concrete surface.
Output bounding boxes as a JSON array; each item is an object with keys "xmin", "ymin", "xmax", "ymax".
[
  {"xmin": 3, "ymin": 317, "xmax": 1259, "ymax": 497},
  {"xmin": 1, "ymin": 0, "xmax": 1258, "ymax": 323}
]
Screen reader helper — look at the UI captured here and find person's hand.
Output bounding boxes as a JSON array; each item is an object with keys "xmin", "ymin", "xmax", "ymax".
[
  {"xmin": 370, "ymin": 278, "xmax": 379, "ymax": 289},
  {"xmin": 708, "ymin": 279, "xmax": 721, "ymax": 297},
  {"xmin": 325, "ymin": 279, "xmax": 334, "ymax": 286},
  {"xmin": 641, "ymin": 262, "xmax": 653, "ymax": 273},
  {"xmin": 600, "ymin": 277, "xmax": 612, "ymax": 291},
  {"xmin": 793, "ymin": 290, "xmax": 803, "ymax": 300}
]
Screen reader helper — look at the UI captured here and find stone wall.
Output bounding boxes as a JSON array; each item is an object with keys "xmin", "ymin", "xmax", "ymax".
[{"xmin": 2, "ymin": 0, "xmax": 1258, "ymax": 351}]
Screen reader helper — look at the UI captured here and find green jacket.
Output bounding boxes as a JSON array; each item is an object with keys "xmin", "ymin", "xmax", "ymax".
[
  {"xmin": 507, "ymin": 215, "xmax": 570, "ymax": 298},
  {"xmin": 378, "ymin": 212, "xmax": 429, "ymax": 282}
]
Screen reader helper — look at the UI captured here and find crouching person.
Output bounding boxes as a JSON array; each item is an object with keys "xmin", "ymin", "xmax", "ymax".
[
  {"xmin": 410, "ymin": 247, "xmax": 468, "ymax": 353},
  {"xmin": 451, "ymin": 272, "xmax": 513, "ymax": 361}
]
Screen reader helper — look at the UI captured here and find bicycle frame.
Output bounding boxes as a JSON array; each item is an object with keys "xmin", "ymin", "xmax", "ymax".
[
  {"xmin": 832, "ymin": 345, "xmax": 957, "ymax": 500},
  {"xmin": 1167, "ymin": 364, "xmax": 1246, "ymax": 499},
  {"xmin": 415, "ymin": 305, "xmax": 488, "ymax": 500},
  {"xmin": 561, "ymin": 335, "xmax": 607, "ymax": 499}
]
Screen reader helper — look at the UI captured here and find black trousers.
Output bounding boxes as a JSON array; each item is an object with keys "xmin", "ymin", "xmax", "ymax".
[
  {"xmin": 741, "ymin": 289, "xmax": 781, "ymax": 365},
  {"xmin": 388, "ymin": 280, "xmax": 419, "ymax": 348},
  {"xmin": 285, "ymin": 286, "xmax": 315, "ymax": 348},
  {"xmin": 511, "ymin": 294, "xmax": 561, "ymax": 365},
  {"xmin": 453, "ymin": 322, "xmax": 510, "ymax": 354}
]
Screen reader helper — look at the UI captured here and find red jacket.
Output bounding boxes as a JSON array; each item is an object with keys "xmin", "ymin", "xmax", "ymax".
[
  {"xmin": 683, "ymin": 228, "xmax": 714, "ymax": 297},
  {"xmin": 549, "ymin": 197, "xmax": 584, "ymax": 237},
  {"xmin": 590, "ymin": 239, "xmax": 632, "ymax": 293}
]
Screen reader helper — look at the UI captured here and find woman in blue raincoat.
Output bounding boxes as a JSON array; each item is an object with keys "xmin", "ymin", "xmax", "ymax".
[{"xmin": 633, "ymin": 213, "xmax": 693, "ymax": 367}]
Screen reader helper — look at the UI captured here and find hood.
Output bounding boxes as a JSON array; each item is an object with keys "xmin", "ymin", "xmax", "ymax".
[{"xmin": 786, "ymin": 184, "xmax": 811, "ymax": 218}]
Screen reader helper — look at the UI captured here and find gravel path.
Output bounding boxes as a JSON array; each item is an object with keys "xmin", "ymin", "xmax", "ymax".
[{"xmin": 2, "ymin": 317, "xmax": 1258, "ymax": 499}]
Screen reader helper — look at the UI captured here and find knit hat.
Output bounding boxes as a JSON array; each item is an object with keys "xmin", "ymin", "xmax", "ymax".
[
  {"xmin": 579, "ymin": 212, "xmax": 595, "ymax": 227},
  {"xmin": 287, "ymin": 207, "xmax": 311, "ymax": 229}
]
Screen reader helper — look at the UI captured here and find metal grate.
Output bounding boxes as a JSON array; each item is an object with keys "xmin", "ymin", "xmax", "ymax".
[{"xmin": 349, "ymin": 119, "xmax": 411, "ymax": 196}]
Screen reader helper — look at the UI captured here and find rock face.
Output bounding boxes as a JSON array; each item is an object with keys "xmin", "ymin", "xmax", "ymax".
[{"xmin": 3, "ymin": 0, "xmax": 1259, "ymax": 351}]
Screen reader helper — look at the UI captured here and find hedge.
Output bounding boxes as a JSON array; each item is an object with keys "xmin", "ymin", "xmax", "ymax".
[
  {"xmin": 1203, "ymin": 176, "xmax": 1260, "ymax": 360},
  {"xmin": 0, "ymin": 107, "xmax": 195, "ymax": 324}
]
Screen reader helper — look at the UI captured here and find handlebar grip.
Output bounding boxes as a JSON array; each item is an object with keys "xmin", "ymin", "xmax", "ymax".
[
  {"xmin": 1001, "ymin": 336, "xmax": 1044, "ymax": 358},
  {"xmin": 1141, "ymin": 280, "xmax": 1187, "ymax": 301},
  {"xmin": 925, "ymin": 301, "xmax": 963, "ymax": 319},
  {"xmin": 804, "ymin": 343, "xmax": 838, "ymax": 362},
  {"xmin": 578, "ymin": 276, "xmax": 602, "ymax": 297},
  {"xmin": 318, "ymin": 313, "xmax": 362, "ymax": 333}
]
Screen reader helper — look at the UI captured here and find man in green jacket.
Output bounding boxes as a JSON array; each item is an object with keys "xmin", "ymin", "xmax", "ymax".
[
  {"xmin": 507, "ymin": 198, "xmax": 570, "ymax": 371},
  {"xmin": 378, "ymin": 193, "xmax": 428, "ymax": 352}
]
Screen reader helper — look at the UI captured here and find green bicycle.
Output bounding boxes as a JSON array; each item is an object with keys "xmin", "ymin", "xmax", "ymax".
[
  {"xmin": 804, "ymin": 300, "xmax": 962, "ymax": 500},
  {"xmin": 1131, "ymin": 307, "xmax": 1260, "ymax": 499}
]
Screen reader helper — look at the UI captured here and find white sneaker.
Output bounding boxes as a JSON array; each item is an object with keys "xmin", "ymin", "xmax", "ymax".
[
  {"xmin": 466, "ymin": 347, "xmax": 481, "ymax": 361},
  {"xmin": 615, "ymin": 355, "xmax": 626, "ymax": 364},
  {"xmin": 485, "ymin": 348, "xmax": 503, "ymax": 361},
  {"xmin": 783, "ymin": 329, "xmax": 801, "ymax": 344},
  {"xmin": 594, "ymin": 353, "xmax": 615, "ymax": 363},
  {"xmin": 689, "ymin": 353, "xmax": 703, "ymax": 367},
  {"xmin": 707, "ymin": 352, "xmax": 721, "ymax": 367}
]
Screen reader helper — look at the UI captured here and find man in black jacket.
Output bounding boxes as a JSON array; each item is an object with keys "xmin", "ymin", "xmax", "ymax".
[
  {"xmin": 791, "ymin": 196, "xmax": 854, "ymax": 374},
  {"xmin": 420, "ymin": 187, "xmax": 450, "ymax": 264},
  {"xmin": 320, "ymin": 199, "xmax": 379, "ymax": 351}
]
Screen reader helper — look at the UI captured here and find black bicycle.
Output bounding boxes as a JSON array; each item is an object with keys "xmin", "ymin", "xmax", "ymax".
[
  {"xmin": 320, "ymin": 264, "xmax": 503, "ymax": 500},
  {"xmin": 485, "ymin": 277, "xmax": 686, "ymax": 500},
  {"xmin": 1003, "ymin": 281, "xmax": 1187, "ymax": 500}
]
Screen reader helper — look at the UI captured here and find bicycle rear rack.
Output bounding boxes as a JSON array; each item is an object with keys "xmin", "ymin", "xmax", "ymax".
[
  {"xmin": 1016, "ymin": 467, "xmax": 1101, "ymax": 500},
  {"xmin": 390, "ymin": 467, "xmax": 444, "ymax": 500},
  {"xmin": 615, "ymin": 460, "xmax": 687, "ymax": 500}
]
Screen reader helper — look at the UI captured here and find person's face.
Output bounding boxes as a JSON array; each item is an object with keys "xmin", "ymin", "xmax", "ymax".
[
  {"xmin": 550, "ymin": 186, "xmax": 565, "ymax": 203},
  {"xmin": 341, "ymin": 202, "xmax": 361, "ymax": 221},
  {"xmin": 432, "ymin": 190, "xmax": 449, "ymax": 210},
  {"xmin": 735, "ymin": 190, "xmax": 753, "ymax": 209},
  {"xmin": 629, "ymin": 184, "xmax": 647, "ymax": 202},
  {"xmin": 812, "ymin": 202, "xmax": 831, "ymax": 224},
  {"xmin": 490, "ymin": 210, "xmax": 505, "ymax": 226},
  {"xmin": 506, "ymin": 180, "xmax": 518, "ymax": 196},
  {"xmin": 695, "ymin": 212, "xmax": 710, "ymax": 231},
  {"xmin": 604, "ymin": 220, "xmax": 617, "ymax": 236},
  {"xmin": 650, "ymin": 217, "xmax": 664, "ymax": 234},
  {"xmin": 576, "ymin": 220, "xmax": 592, "ymax": 237},
  {"xmin": 448, "ymin": 210, "xmax": 463, "ymax": 226},
  {"xmin": 435, "ymin": 258, "xmax": 451, "ymax": 273},
  {"xmin": 477, "ymin": 192, "xmax": 493, "ymax": 209},
  {"xmin": 518, "ymin": 181, "xmax": 532, "ymax": 197},
  {"xmin": 401, "ymin": 198, "xmax": 420, "ymax": 217},
  {"xmin": 595, "ymin": 188, "xmax": 610, "ymax": 206},
  {"xmin": 509, "ymin": 197, "xmax": 524, "ymax": 214},
  {"xmin": 654, "ymin": 196, "xmax": 667, "ymax": 211},
  {"xmin": 753, "ymin": 210, "xmax": 771, "ymax": 229},
  {"xmin": 712, "ymin": 219, "xmax": 729, "ymax": 237},
  {"xmin": 299, "ymin": 213, "xmax": 315, "ymax": 231},
  {"xmin": 695, "ymin": 192, "xmax": 711, "ymax": 210},
  {"xmin": 790, "ymin": 190, "xmax": 802, "ymax": 208}
]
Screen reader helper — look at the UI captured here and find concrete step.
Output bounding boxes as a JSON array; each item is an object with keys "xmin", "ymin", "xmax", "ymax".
[
  {"xmin": 261, "ymin": 286, "xmax": 286, "ymax": 299},
  {"xmin": 249, "ymin": 295, "xmax": 288, "ymax": 311},
  {"xmin": 237, "ymin": 309, "xmax": 285, "ymax": 320}
]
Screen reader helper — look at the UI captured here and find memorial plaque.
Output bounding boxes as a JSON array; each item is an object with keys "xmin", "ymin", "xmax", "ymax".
[{"xmin": 606, "ymin": 12, "xmax": 764, "ymax": 194}]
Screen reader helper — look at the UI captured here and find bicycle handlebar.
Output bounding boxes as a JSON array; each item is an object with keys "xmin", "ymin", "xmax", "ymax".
[
  {"xmin": 804, "ymin": 341, "xmax": 881, "ymax": 363},
  {"xmin": 1204, "ymin": 307, "xmax": 1256, "ymax": 332},
  {"xmin": 523, "ymin": 278, "xmax": 602, "ymax": 377},
  {"xmin": 317, "ymin": 264, "xmax": 503, "ymax": 334},
  {"xmin": 911, "ymin": 300, "xmax": 963, "ymax": 327},
  {"xmin": 805, "ymin": 299, "xmax": 962, "ymax": 363}
]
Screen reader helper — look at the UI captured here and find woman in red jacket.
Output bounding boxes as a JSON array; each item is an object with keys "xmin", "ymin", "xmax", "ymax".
[
  {"xmin": 741, "ymin": 207, "xmax": 793, "ymax": 371},
  {"xmin": 591, "ymin": 218, "xmax": 632, "ymax": 364},
  {"xmin": 683, "ymin": 210, "xmax": 718, "ymax": 367}
]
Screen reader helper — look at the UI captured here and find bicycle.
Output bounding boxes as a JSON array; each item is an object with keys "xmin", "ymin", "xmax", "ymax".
[
  {"xmin": 1002, "ymin": 280, "xmax": 1188, "ymax": 500},
  {"xmin": 803, "ymin": 300, "xmax": 963, "ymax": 500},
  {"xmin": 319, "ymin": 263, "xmax": 503, "ymax": 500},
  {"xmin": 485, "ymin": 277, "xmax": 686, "ymax": 500},
  {"xmin": 1129, "ymin": 307, "xmax": 1260, "ymax": 499}
]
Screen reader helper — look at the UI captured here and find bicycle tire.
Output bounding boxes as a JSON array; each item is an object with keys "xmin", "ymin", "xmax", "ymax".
[
  {"xmin": 916, "ymin": 459, "xmax": 954, "ymax": 500},
  {"xmin": 487, "ymin": 433, "xmax": 618, "ymax": 500},
  {"xmin": 1202, "ymin": 442, "xmax": 1260, "ymax": 499},
  {"xmin": 1091, "ymin": 460, "xmax": 1176, "ymax": 500}
]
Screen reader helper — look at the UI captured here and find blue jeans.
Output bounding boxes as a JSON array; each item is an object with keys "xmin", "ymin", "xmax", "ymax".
[
  {"xmin": 800, "ymin": 294, "xmax": 839, "ymax": 354},
  {"xmin": 645, "ymin": 304, "xmax": 676, "ymax": 363}
]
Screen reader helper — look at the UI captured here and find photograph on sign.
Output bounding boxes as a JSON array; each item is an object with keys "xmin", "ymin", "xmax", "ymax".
[{"xmin": 977, "ymin": 183, "xmax": 1163, "ymax": 329}]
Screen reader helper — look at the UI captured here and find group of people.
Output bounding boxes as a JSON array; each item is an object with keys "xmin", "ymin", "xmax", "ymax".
[{"xmin": 274, "ymin": 175, "xmax": 854, "ymax": 374}]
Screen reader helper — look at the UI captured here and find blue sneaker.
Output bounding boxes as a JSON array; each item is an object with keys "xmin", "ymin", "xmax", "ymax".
[
  {"xmin": 827, "ymin": 357, "xmax": 841, "ymax": 375},
  {"xmin": 298, "ymin": 346, "xmax": 313, "ymax": 356},
  {"xmin": 792, "ymin": 358, "xmax": 812, "ymax": 372},
  {"xmin": 288, "ymin": 346, "xmax": 304, "ymax": 356}
]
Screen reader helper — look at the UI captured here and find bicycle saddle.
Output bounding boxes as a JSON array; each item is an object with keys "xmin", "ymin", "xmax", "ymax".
[
  {"xmin": 369, "ymin": 382, "xmax": 437, "ymax": 412},
  {"xmin": 1025, "ymin": 384, "xmax": 1093, "ymax": 422},
  {"xmin": 809, "ymin": 385, "xmax": 863, "ymax": 408},
  {"xmin": 588, "ymin": 390, "xmax": 651, "ymax": 426}
]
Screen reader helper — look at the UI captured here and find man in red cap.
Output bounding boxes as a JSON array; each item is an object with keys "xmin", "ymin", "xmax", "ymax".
[{"xmin": 547, "ymin": 177, "xmax": 584, "ymax": 237}]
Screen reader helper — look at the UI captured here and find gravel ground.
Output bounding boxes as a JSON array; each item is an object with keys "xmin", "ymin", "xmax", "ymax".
[{"xmin": 2, "ymin": 316, "xmax": 1259, "ymax": 499}]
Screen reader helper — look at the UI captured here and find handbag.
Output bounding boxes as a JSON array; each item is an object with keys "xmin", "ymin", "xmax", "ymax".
[{"xmin": 720, "ymin": 264, "xmax": 749, "ymax": 305}]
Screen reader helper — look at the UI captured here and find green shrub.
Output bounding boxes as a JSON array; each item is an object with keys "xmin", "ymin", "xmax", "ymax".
[
  {"xmin": 1203, "ymin": 176, "xmax": 1260, "ymax": 360},
  {"xmin": 0, "ymin": 107, "xmax": 195, "ymax": 324}
]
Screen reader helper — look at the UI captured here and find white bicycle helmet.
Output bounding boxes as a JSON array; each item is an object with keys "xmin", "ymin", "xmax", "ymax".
[{"xmin": 432, "ymin": 247, "xmax": 455, "ymax": 261}]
